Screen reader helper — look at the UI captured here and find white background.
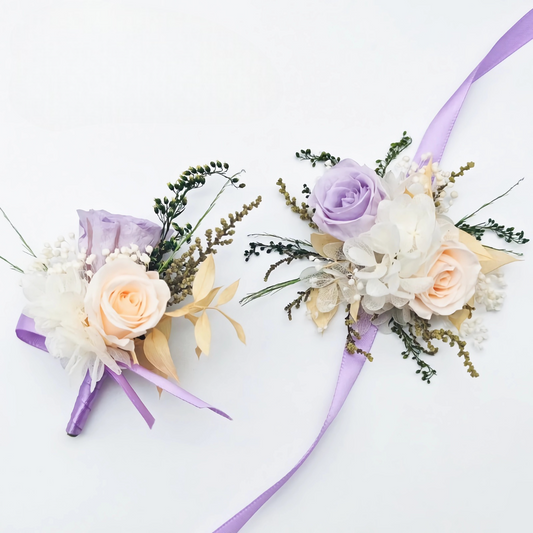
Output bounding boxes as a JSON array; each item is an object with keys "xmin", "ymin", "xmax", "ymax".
[{"xmin": 1, "ymin": 1, "xmax": 533, "ymax": 532}]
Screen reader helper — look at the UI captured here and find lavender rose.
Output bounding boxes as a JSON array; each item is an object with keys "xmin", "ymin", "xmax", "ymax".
[
  {"xmin": 78, "ymin": 209, "xmax": 161, "ymax": 272},
  {"xmin": 309, "ymin": 159, "xmax": 387, "ymax": 241}
]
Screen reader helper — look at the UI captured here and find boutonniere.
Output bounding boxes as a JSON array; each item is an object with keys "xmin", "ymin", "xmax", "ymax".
[{"xmin": 2, "ymin": 161, "xmax": 261, "ymax": 435}]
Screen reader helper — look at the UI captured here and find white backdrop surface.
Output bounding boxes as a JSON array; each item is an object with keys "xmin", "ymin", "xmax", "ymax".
[{"xmin": 1, "ymin": 1, "xmax": 533, "ymax": 532}]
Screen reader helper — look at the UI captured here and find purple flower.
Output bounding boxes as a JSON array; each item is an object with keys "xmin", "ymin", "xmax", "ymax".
[
  {"xmin": 309, "ymin": 159, "xmax": 387, "ymax": 241},
  {"xmin": 78, "ymin": 209, "xmax": 161, "ymax": 271}
]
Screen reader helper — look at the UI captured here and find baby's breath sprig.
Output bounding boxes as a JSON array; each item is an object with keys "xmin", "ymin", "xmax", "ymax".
[
  {"xmin": 295, "ymin": 149, "xmax": 340, "ymax": 168},
  {"xmin": 375, "ymin": 131, "xmax": 412, "ymax": 178},
  {"xmin": 150, "ymin": 161, "xmax": 245, "ymax": 270},
  {"xmin": 284, "ymin": 289, "xmax": 312, "ymax": 321},
  {"xmin": 276, "ymin": 178, "xmax": 318, "ymax": 229},
  {"xmin": 345, "ymin": 310, "xmax": 373, "ymax": 361}
]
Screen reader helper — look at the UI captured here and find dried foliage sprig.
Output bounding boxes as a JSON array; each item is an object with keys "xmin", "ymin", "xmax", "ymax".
[
  {"xmin": 375, "ymin": 131, "xmax": 412, "ymax": 178},
  {"xmin": 390, "ymin": 319, "xmax": 438, "ymax": 383},
  {"xmin": 163, "ymin": 197, "xmax": 262, "ymax": 305},
  {"xmin": 284, "ymin": 289, "xmax": 312, "ymax": 321},
  {"xmin": 434, "ymin": 161, "xmax": 475, "ymax": 200},
  {"xmin": 150, "ymin": 161, "xmax": 245, "ymax": 270},
  {"xmin": 276, "ymin": 178, "xmax": 319, "ymax": 230},
  {"xmin": 244, "ymin": 234, "xmax": 321, "ymax": 282},
  {"xmin": 459, "ymin": 218, "xmax": 528, "ymax": 247},
  {"xmin": 345, "ymin": 310, "xmax": 373, "ymax": 361},
  {"xmin": 414, "ymin": 318, "xmax": 479, "ymax": 378},
  {"xmin": 295, "ymin": 149, "xmax": 340, "ymax": 167}
]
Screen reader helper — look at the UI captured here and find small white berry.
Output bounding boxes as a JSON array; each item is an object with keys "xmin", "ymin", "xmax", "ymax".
[{"xmin": 102, "ymin": 248, "xmax": 110, "ymax": 256}]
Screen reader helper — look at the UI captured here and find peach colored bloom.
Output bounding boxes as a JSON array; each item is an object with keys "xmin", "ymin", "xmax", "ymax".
[
  {"xmin": 409, "ymin": 242, "xmax": 481, "ymax": 320},
  {"xmin": 85, "ymin": 259, "xmax": 170, "ymax": 351}
]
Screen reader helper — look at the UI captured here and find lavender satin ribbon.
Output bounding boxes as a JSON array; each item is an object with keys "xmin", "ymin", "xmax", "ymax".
[
  {"xmin": 212, "ymin": 10, "xmax": 533, "ymax": 532},
  {"xmin": 214, "ymin": 326, "xmax": 377, "ymax": 533},
  {"xmin": 414, "ymin": 9, "xmax": 533, "ymax": 164},
  {"xmin": 16, "ymin": 314, "xmax": 230, "ymax": 435}
]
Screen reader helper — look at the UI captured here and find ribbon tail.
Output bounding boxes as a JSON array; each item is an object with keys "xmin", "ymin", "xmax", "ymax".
[
  {"xmin": 212, "ymin": 325, "xmax": 377, "ymax": 533},
  {"xmin": 65, "ymin": 370, "xmax": 106, "ymax": 437},
  {"xmin": 128, "ymin": 363, "xmax": 232, "ymax": 420},
  {"xmin": 106, "ymin": 368, "xmax": 156, "ymax": 429}
]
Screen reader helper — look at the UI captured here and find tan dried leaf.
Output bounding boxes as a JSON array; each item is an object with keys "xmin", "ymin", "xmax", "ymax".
[
  {"xmin": 192, "ymin": 254, "xmax": 216, "ymax": 301},
  {"xmin": 215, "ymin": 308, "xmax": 246, "ymax": 345},
  {"xmin": 155, "ymin": 315, "xmax": 172, "ymax": 340},
  {"xmin": 480, "ymin": 247, "xmax": 519, "ymax": 274},
  {"xmin": 134, "ymin": 339, "xmax": 167, "ymax": 397},
  {"xmin": 143, "ymin": 328, "xmax": 179, "ymax": 382},
  {"xmin": 449, "ymin": 296, "xmax": 475, "ymax": 331},
  {"xmin": 217, "ymin": 279, "xmax": 240, "ymax": 306},
  {"xmin": 194, "ymin": 311, "xmax": 212, "ymax": 355}
]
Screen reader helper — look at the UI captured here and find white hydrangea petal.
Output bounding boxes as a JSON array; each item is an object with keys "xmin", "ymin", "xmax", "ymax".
[
  {"xmin": 400, "ymin": 276, "xmax": 434, "ymax": 294},
  {"xmin": 362, "ymin": 295, "xmax": 386, "ymax": 312},
  {"xmin": 343, "ymin": 240, "xmax": 376, "ymax": 267},
  {"xmin": 369, "ymin": 223, "xmax": 400, "ymax": 255},
  {"xmin": 354, "ymin": 263, "xmax": 388, "ymax": 280},
  {"xmin": 366, "ymin": 278, "xmax": 390, "ymax": 297}
]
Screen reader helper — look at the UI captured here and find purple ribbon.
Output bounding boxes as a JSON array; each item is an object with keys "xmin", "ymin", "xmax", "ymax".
[
  {"xmin": 414, "ymin": 9, "xmax": 533, "ymax": 164},
  {"xmin": 214, "ymin": 326, "xmax": 377, "ymax": 533},
  {"xmin": 211, "ymin": 10, "xmax": 533, "ymax": 532},
  {"xmin": 16, "ymin": 314, "xmax": 230, "ymax": 435}
]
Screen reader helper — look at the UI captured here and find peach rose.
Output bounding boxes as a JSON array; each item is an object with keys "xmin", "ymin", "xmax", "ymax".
[
  {"xmin": 409, "ymin": 241, "xmax": 481, "ymax": 320},
  {"xmin": 85, "ymin": 259, "xmax": 170, "ymax": 351}
]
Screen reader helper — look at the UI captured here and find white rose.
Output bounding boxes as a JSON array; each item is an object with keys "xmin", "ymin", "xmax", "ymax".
[{"xmin": 85, "ymin": 259, "xmax": 170, "ymax": 351}]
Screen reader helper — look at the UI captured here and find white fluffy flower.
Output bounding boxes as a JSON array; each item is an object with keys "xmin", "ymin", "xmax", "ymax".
[
  {"xmin": 343, "ymin": 192, "xmax": 443, "ymax": 313},
  {"xmin": 21, "ymin": 267, "xmax": 123, "ymax": 390}
]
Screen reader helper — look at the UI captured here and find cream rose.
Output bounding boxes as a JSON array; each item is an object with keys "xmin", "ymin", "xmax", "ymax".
[
  {"xmin": 85, "ymin": 259, "xmax": 170, "ymax": 351},
  {"xmin": 409, "ymin": 241, "xmax": 481, "ymax": 320}
]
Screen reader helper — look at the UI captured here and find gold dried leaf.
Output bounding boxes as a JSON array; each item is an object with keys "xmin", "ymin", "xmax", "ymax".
[
  {"xmin": 215, "ymin": 308, "xmax": 246, "ymax": 345},
  {"xmin": 194, "ymin": 311, "xmax": 212, "ymax": 355},
  {"xmin": 134, "ymin": 339, "xmax": 166, "ymax": 397},
  {"xmin": 217, "ymin": 279, "xmax": 240, "ymax": 306},
  {"xmin": 306, "ymin": 288, "xmax": 339, "ymax": 330},
  {"xmin": 310, "ymin": 233, "xmax": 342, "ymax": 258},
  {"xmin": 192, "ymin": 254, "xmax": 216, "ymax": 301},
  {"xmin": 166, "ymin": 302, "xmax": 202, "ymax": 318},
  {"xmin": 459, "ymin": 230, "xmax": 493, "ymax": 260},
  {"xmin": 448, "ymin": 297, "xmax": 475, "ymax": 331},
  {"xmin": 143, "ymin": 327, "xmax": 179, "ymax": 382},
  {"xmin": 480, "ymin": 247, "xmax": 519, "ymax": 274},
  {"xmin": 155, "ymin": 315, "xmax": 172, "ymax": 340},
  {"xmin": 350, "ymin": 300, "xmax": 360, "ymax": 322},
  {"xmin": 185, "ymin": 313, "xmax": 199, "ymax": 326},
  {"xmin": 195, "ymin": 346, "xmax": 202, "ymax": 359}
]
